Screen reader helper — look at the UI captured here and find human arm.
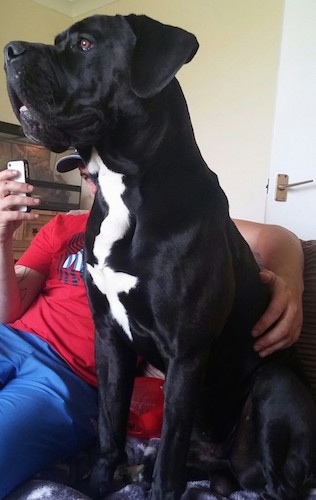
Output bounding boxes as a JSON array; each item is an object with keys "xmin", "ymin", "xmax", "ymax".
[
  {"xmin": 233, "ymin": 218, "xmax": 304, "ymax": 357},
  {"xmin": 0, "ymin": 168, "xmax": 45, "ymax": 322}
]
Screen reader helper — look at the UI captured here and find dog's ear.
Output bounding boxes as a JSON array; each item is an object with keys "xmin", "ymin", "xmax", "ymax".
[{"xmin": 125, "ymin": 15, "xmax": 199, "ymax": 98}]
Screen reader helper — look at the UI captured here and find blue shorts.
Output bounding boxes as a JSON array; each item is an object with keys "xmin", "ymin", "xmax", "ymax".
[{"xmin": 0, "ymin": 325, "xmax": 98, "ymax": 498}]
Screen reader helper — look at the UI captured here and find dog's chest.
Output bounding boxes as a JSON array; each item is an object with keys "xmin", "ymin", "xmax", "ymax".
[{"xmin": 86, "ymin": 152, "xmax": 138, "ymax": 341}]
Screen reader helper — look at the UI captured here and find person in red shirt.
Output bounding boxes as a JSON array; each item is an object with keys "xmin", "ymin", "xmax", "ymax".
[{"xmin": 0, "ymin": 153, "xmax": 304, "ymax": 497}]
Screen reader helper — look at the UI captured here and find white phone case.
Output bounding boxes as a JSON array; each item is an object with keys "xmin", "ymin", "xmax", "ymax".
[{"xmin": 7, "ymin": 159, "xmax": 30, "ymax": 212}]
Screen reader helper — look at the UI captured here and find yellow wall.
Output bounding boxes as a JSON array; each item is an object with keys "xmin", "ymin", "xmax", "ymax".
[
  {"xmin": 0, "ymin": 0, "xmax": 71, "ymax": 123},
  {"xmin": 72, "ymin": 0, "xmax": 284, "ymax": 221},
  {"xmin": 0, "ymin": 0, "xmax": 284, "ymax": 220}
]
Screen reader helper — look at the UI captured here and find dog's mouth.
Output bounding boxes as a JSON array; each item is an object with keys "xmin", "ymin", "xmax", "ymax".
[
  {"xmin": 7, "ymin": 86, "xmax": 70, "ymax": 153},
  {"xmin": 8, "ymin": 85, "xmax": 106, "ymax": 153}
]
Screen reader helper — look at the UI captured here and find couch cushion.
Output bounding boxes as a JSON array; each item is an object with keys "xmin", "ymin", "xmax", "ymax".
[{"xmin": 297, "ymin": 240, "xmax": 316, "ymax": 400}]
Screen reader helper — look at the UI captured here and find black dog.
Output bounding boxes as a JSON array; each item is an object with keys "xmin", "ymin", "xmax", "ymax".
[{"xmin": 4, "ymin": 14, "xmax": 316, "ymax": 500}]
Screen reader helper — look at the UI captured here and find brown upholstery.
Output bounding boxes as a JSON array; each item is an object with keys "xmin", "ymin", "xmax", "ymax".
[{"xmin": 297, "ymin": 240, "xmax": 316, "ymax": 399}]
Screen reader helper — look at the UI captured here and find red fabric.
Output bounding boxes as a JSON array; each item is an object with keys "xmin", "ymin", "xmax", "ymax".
[
  {"xmin": 128, "ymin": 377, "xmax": 164, "ymax": 439},
  {"xmin": 10, "ymin": 213, "xmax": 97, "ymax": 386}
]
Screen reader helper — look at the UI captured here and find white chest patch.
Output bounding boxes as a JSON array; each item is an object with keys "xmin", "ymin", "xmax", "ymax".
[{"xmin": 86, "ymin": 149, "xmax": 138, "ymax": 340}]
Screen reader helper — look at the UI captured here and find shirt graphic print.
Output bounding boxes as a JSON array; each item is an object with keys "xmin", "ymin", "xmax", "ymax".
[{"xmin": 58, "ymin": 232, "xmax": 85, "ymax": 285}]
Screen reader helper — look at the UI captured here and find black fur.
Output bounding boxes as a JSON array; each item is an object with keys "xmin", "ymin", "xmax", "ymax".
[{"xmin": 4, "ymin": 14, "xmax": 316, "ymax": 500}]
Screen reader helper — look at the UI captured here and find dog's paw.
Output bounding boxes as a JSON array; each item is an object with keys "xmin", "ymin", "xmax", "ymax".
[{"xmin": 88, "ymin": 462, "xmax": 114, "ymax": 499}]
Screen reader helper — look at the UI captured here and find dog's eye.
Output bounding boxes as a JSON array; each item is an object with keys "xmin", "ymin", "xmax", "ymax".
[{"xmin": 79, "ymin": 38, "xmax": 94, "ymax": 51}]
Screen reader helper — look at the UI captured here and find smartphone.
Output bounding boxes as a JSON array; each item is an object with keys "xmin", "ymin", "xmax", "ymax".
[{"xmin": 7, "ymin": 159, "xmax": 30, "ymax": 212}]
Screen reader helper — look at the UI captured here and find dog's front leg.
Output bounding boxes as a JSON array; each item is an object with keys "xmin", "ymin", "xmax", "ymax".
[
  {"xmin": 89, "ymin": 320, "xmax": 137, "ymax": 498},
  {"xmin": 151, "ymin": 358, "xmax": 203, "ymax": 500}
]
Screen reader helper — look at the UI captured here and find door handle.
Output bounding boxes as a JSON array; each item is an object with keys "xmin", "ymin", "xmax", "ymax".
[
  {"xmin": 278, "ymin": 179, "xmax": 314, "ymax": 190},
  {"xmin": 275, "ymin": 174, "xmax": 314, "ymax": 201}
]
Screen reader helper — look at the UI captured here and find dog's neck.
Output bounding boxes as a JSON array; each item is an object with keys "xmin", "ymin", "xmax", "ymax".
[{"xmin": 79, "ymin": 79, "xmax": 204, "ymax": 181}]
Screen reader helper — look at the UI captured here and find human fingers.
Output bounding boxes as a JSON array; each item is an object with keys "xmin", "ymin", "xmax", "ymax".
[
  {"xmin": 0, "ymin": 199, "xmax": 40, "ymax": 244},
  {"xmin": 0, "ymin": 191, "xmax": 40, "ymax": 212},
  {"xmin": 0, "ymin": 170, "xmax": 40, "ymax": 213},
  {"xmin": 253, "ymin": 312, "xmax": 301, "ymax": 357},
  {"xmin": 252, "ymin": 269, "xmax": 302, "ymax": 356},
  {"xmin": 252, "ymin": 270, "xmax": 288, "ymax": 338},
  {"xmin": 0, "ymin": 169, "xmax": 40, "ymax": 242},
  {"xmin": 0, "ymin": 168, "xmax": 21, "ymax": 182},
  {"xmin": 0, "ymin": 167, "xmax": 33, "ymax": 196}
]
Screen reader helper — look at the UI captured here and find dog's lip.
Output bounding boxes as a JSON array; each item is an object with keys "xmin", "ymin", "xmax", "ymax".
[
  {"xmin": 18, "ymin": 101, "xmax": 105, "ymax": 149},
  {"xmin": 19, "ymin": 102, "xmax": 74, "ymax": 129},
  {"xmin": 19, "ymin": 104, "xmax": 30, "ymax": 117},
  {"xmin": 19, "ymin": 104, "xmax": 37, "ymax": 123},
  {"xmin": 19, "ymin": 104, "xmax": 33, "ymax": 116}
]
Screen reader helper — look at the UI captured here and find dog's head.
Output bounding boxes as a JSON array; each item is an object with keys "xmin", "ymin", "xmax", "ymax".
[{"xmin": 4, "ymin": 14, "xmax": 198, "ymax": 153}]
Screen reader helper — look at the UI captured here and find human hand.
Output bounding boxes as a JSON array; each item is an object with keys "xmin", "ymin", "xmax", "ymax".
[
  {"xmin": 0, "ymin": 168, "xmax": 40, "ymax": 243},
  {"xmin": 251, "ymin": 269, "xmax": 303, "ymax": 357}
]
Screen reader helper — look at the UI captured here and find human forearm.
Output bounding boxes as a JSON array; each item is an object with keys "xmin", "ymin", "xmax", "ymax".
[
  {"xmin": 0, "ymin": 168, "xmax": 41, "ymax": 322},
  {"xmin": 0, "ymin": 239, "xmax": 23, "ymax": 322},
  {"xmin": 234, "ymin": 219, "xmax": 304, "ymax": 295}
]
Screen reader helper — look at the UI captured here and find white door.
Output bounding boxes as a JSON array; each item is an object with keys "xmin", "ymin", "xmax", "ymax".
[{"xmin": 265, "ymin": 0, "xmax": 316, "ymax": 240}]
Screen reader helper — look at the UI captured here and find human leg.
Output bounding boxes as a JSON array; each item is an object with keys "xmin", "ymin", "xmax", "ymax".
[{"xmin": 0, "ymin": 326, "xmax": 98, "ymax": 498}]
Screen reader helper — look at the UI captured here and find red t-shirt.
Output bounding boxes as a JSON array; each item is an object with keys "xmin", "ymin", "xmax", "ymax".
[{"xmin": 10, "ymin": 212, "xmax": 97, "ymax": 387}]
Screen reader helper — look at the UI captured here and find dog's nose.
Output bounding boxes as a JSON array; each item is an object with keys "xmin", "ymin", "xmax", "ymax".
[{"xmin": 4, "ymin": 42, "xmax": 26, "ymax": 64}]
